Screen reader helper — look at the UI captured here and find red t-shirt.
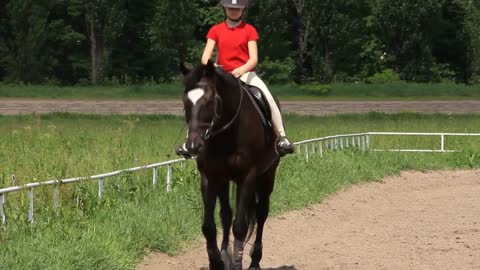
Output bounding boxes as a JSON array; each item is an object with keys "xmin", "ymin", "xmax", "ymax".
[{"xmin": 206, "ymin": 21, "xmax": 259, "ymax": 73}]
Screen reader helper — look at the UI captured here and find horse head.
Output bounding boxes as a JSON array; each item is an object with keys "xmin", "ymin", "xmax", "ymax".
[{"xmin": 180, "ymin": 60, "xmax": 237, "ymax": 155}]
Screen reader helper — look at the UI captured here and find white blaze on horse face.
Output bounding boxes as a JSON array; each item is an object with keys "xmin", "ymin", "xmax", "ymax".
[{"xmin": 187, "ymin": 88, "xmax": 205, "ymax": 106}]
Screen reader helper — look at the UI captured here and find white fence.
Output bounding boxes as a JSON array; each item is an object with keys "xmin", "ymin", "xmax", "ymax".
[
  {"xmin": 1, "ymin": 132, "xmax": 480, "ymax": 226},
  {"xmin": 294, "ymin": 132, "xmax": 480, "ymax": 161}
]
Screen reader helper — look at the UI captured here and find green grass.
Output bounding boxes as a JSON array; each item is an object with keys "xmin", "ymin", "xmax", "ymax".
[
  {"xmin": 1, "ymin": 113, "xmax": 480, "ymax": 269},
  {"xmin": 1, "ymin": 82, "xmax": 480, "ymax": 100}
]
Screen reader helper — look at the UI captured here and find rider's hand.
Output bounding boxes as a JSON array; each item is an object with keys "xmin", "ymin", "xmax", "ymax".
[{"xmin": 231, "ymin": 67, "xmax": 246, "ymax": 78}]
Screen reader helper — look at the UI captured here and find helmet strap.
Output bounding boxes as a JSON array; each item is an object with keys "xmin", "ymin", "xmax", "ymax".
[{"xmin": 223, "ymin": 7, "xmax": 245, "ymax": 23}]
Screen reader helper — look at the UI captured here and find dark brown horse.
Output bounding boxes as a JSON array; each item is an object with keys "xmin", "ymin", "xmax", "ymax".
[{"xmin": 180, "ymin": 60, "xmax": 280, "ymax": 270}]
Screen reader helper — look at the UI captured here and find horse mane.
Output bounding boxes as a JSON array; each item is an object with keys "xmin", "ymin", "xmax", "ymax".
[
  {"xmin": 214, "ymin": 67, "xmax": 239, "ymax": 90},
  {"xmin": 183, "ymin": 64, "xmax": 206, "ymax": 93},
  {"xmin": 183, "ymin": 62, "xmax": 240, "ymax": 93}
]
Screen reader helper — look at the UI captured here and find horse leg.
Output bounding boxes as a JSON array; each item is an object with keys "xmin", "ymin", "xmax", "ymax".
[
  {"xmin": 248, "ymin": 170, "xmax": 275, "ymax": 270},
  {"xmin": 232, "ymin": 170, "xmax": 257, "ymax": 270},
  {"xmin": 218, "ymin": 182, "xmax": 233, "ymax": 270},
  {"xmin": 201, "ymin": 174, "xmax": 223, "ymax": 270}
]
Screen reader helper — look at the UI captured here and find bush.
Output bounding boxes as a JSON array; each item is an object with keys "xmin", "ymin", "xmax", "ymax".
[
  {"xmin": 366, "ymin": 69, "xmax": 401, "ymax": 83},
  {"xmin": 429, "ymin": 63, "xmax": 456, "ymax": 83},
  {"xmin": 298, "ymin": 84, "xmax": 332, "ymax": 96},
  {"xmin": 257, "ymin": 57, "xmax": 295, "ymax": 84}
]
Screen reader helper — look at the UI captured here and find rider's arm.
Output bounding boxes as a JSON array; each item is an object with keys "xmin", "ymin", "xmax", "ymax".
[
  {"xmin": 201, "ymin": 39, "xmax": 216, "ymax": 65},
  {"xmin": 245, "ymin": 40, "xmax": 258, "ymax": 70}
]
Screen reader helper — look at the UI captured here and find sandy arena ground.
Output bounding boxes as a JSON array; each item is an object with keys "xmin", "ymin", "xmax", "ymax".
[{"xmin": 138, "ymin": 170, "xmax": 480, "ymax": 270}]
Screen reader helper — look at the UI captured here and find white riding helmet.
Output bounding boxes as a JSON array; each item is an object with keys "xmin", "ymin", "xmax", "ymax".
[{"xmin": 220, "ymin": 0, "xmax": 249, "ymax": 8}]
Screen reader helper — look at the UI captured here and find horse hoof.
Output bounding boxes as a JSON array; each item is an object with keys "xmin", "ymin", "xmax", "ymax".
[
  {"xmin": 209, "ymin": 263, "xmax": 224, "ymax": 270},
  {"xmin": 221, "ymin": 249, "xmax": 232, "ymax": 270},
  {"xmin": 232, "ymin": 261, "xmax": 242, "ymax": 270}
]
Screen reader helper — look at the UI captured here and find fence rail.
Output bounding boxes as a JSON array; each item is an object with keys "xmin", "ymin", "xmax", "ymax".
[
  {"xmin": 1, "ymin": 131, "xmax": 480, "ymax": 226},
  {"xmin": 0, "ymin": 158, "xmax": 186, "ymax": 225},
  {"xmin": 294, "ymin": 132, "xmax": 480, "ymax": 161}
]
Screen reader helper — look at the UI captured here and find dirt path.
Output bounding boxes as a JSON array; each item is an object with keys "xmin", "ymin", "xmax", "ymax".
[
  {"xmin": 1, "ymin": 99, "xmax": 480, "ymax": 115},
  {"xmin": 138, "ymin": 170, "xmax": 480, "ymax": 270}
]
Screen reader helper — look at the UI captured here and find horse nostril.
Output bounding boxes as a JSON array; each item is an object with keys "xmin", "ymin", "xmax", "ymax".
[
  {"xmin": 189, "ymin": 141, "xmax": 196, "ymax": 151},
  {"xmin": 187, "ymin": 139, "xmax": 204, "ymax": 155}
]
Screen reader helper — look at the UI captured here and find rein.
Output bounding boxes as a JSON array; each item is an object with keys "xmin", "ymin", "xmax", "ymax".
[{"xmin": 204, "ymin": 79, "xmax": 244, "ymax": 140}]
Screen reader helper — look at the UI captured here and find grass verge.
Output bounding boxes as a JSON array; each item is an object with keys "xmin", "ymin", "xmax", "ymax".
[{"xmin": 0, "ymin": 113, "xmax": 479, "ymax": 269}]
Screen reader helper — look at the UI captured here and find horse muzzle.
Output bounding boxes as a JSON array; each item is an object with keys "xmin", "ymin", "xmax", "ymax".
[{"xmin": 186, "ymin": 135, "xmax": 205, "ymax": 155}]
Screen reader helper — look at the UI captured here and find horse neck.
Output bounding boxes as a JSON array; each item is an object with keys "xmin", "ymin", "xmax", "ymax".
[{"xmin": 216, "ymin": 77, "xmax": 242, "ymax": 119}]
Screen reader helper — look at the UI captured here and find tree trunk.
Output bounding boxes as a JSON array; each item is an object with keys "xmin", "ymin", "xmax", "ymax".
[{"xmin": 87, "ymin": 16, "xmax": 104, "ymax": 84}]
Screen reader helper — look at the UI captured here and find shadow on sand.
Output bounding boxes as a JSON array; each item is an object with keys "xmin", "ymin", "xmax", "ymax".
[{"xmin": 200, "ymin": 266, "xmax": 297, "ymax": 270}]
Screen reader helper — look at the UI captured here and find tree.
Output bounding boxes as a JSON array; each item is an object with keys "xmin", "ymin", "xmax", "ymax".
[
  {"xmin": 288, "ymin": 0, "xmax": 314, "ymax": 82},
  {"xmin": 70, "ymin": 0, "xmax": 127, "ymax": 84},
  {"xmin": 464, "ymin": 0, "xmax": 480, "ymax": 83},
  {"xmin": 2, "ymin": 0, "xmax": 58, "ymax": 83},
  {"xmin": 309, "ymin": 0, "xmax": 371, "ymax": 82},
  {"xmin": 147, "ymin": 0, "xmax": 199, "ymax": 80},
  {"xmin": 373, "ymin": 0, "xmax": 445, "ymax": 81}
]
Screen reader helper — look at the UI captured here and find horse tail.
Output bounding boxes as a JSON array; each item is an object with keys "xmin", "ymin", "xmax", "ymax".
[
  {"xmin": 245, "ymin": 192, "xmax": 257, "ymax": 243},
  {"xmin": 232, "ymin": 183, "xmax": 257, "ymax": 243}
]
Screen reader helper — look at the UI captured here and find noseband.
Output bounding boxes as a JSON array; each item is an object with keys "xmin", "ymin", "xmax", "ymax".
[{"xmin": 204, "ymin": 79, "xmax": 244, "ymax": 140}]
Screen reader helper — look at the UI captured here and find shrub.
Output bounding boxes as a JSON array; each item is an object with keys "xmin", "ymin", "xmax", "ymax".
[
  {"xmin": 257, "ymin": 57, "xmax": 295, "ymax": 84},
  {"xmin": 366, "ymin": 69, "xmax": 401, "ymax": 83},
  {"xmin": 299, "ymin": 84, "xmax": 332, "ymax": 96}
]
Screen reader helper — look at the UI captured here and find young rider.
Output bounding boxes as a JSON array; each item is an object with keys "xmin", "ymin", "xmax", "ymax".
[{"xmin": 177, "ymin": 0, "xmax": 294, "ymax": 157}]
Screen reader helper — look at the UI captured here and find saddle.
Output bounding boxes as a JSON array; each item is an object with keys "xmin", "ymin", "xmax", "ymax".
[{"xmin": 240, "ymin": 82, "xmax": 272, "ymax": 129}]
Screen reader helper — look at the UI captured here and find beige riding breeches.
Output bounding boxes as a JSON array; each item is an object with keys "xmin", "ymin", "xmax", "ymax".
[{"xmin": 240, "ymin": 72, "xmax": 286, "ymax": 137}]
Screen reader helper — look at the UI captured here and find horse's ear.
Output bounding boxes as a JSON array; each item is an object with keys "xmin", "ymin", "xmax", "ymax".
[
  {"xmin": 180, "ymin": 62, "xmax": 191, "ymax": 76},
  {"xmin": 205, "ymin": 60, "xmax": 215, "ymax": 77}
]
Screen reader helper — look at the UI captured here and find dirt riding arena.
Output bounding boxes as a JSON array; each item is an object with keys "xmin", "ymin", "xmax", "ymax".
[
  {"xmin": 139, "ymin": 170, "xmax": 480, "ymax": 270},
  {"xmin": 1, "ymin": 99, "xmax": 480, "ymax": 115}
]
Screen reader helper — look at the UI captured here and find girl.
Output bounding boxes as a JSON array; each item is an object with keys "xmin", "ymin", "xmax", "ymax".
[{"xmin": 178, "ymin": 0, "xmax": 294, "ymax": 157}]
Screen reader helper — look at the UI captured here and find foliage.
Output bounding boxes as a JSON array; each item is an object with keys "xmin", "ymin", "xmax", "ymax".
[
  {"xmin": 366, "ymin": 69, "xmax": 401, "ymax": 84},
  {"xmin": 1, "ymin": 82, "xmax": 480, "ymax": 100},
  {"xmin": 257, "ymin": 57, "xmax": 295, "ymax": 84},
  {"xmin": 298, "ymin": 84, "xmax": 332, "ymax": 96},
  {"xmin": 0, "ymin": 0, "xmax": 480, "ymax": 84}
]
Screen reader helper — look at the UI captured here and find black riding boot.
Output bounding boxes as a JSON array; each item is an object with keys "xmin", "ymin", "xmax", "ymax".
[
  {"xmin": 277, "ymin": 136, "xmax": 294, "ymax": 156},
  {"xmin": 176, "ymin": 142, "xmax": 193, "ymax": 159}
]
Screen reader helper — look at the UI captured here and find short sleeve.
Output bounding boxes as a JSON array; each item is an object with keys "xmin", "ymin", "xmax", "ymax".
[
  {"xmin": 206, "ymin": 25, "xmax": 218, "ymax": 42},
  {"xmin": 248, "ymin": 25, "xmax": 259, "ymax": 41}
]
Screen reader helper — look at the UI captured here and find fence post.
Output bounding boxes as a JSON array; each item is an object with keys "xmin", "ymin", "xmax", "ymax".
[
  {"xmin": 166, "ymin": 165, "xmax": 172, "ymax": 192},
  {"xmin": 152, "ymin": 167, "xmax": 158, "ymax": 187},
  {"xmin": 352, "ymin": 136, "xmax": 356, "ymax": 147},
  {"xmin": 340, "ymin": 137, "xmax": 344, "ymax": 149},
  {"xmin": 28, "ymin": 188, "xmax": 34, "ymax": 224},
  {"xmin": 366, "ymin": 134, "xmax": 370, "ymax": 150},
  {"xmin": 346, "ymin": 136, "xmax": 349, "ymax": 148},
  {"xmin": 319, "ymin": 142, "xmax": 323, "ymax": 158},
  {"xmin": 304, "ymin": 144, "xmax": 309, "ymax": 162},
  {"xmin": 311, "ymin": 143, "xmax": 316, "ymax": 154},
  {"xmin": 98, "ymin": 179, "xmax": 104, "ymax": 200},
  {"xmin": 441, "ymin": 134, "xmax": 445, "ymax": 151},
  {"xmin": 53, "ymin": 185, "xmax": 60, "ymax": 209},
  {"xmin": 0, "ymin": 193, "xmax": 5, "ymax": 226}
]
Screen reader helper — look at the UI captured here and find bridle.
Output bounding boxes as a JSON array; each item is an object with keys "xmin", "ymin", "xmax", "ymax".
[{"xmin": 203, "ymin": 79, "xmax": 244, "ymax": 140}]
